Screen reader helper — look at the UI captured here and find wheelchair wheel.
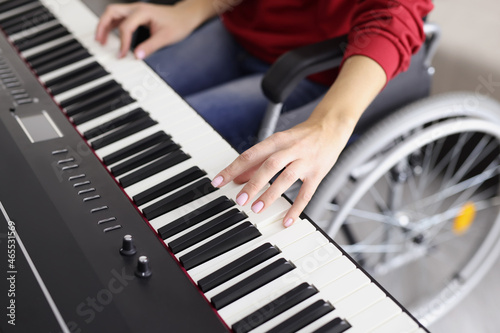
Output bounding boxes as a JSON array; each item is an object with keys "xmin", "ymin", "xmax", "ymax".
[{"xmin": 305, "ymin": 92, "xmax": 500, "ymax": 326}]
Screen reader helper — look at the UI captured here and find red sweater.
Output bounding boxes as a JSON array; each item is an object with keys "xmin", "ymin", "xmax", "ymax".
[{"xmin": 222, "ymin": 0, "xmax": 434, "ymax": 85}]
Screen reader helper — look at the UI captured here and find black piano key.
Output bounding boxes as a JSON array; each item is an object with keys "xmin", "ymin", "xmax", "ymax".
[
  {"xmin": 71, "ymin": 93, "xmax": 136, "ymax": 125},
  {"xmin": 83, "ymin": 108, "xmax": 148, "ymax": 140},
  {"xmin": 15, "ymin": 24, "xmax": 69, "ymax": 51},
  {"xmin": 180, "ymin": 221, "xmax": 261, "ymax": 271},
  {"xmin": 169, "ymin": 208, "xmax": 247, "ymax": 254},
  {"xmin": 143, "ymin": 177, "xmax": 216, "ymax": 220},
  {"xmin": 60, "ymin": 80, "xmax": 117, "ymax": 108},
  {"xmin": 34, "ymin": 48, "xmax": 91, "ymax": 76},
  {"xmin": 102, "ymin": 131, "xmax": 170, "ymax": 166},
  {"xmin": 134, "ymin": 166, "xmax": 206, "ymax": 206},
  {"xmin": 313, "ymin": 318, "xmax": 351, "ymax": 333},
  {"xmin": 119, "ymin": 150, "xmax": 190, "ymax": 188},
  {"xmin": 211, "ymin": 258, "xmax": 294, "ymax": 310},
  {"xmin": 111, "ymin": 139, "xmax": 178, "ymax": 176},
  {"xmin": 158, "ymin": 196, "xmax": 234, "ymax": 240},
  {"xmin": 63, "ymin": 81, "xmax": 123, "ymax": 116},
  {"xmin": 199, "ymin": 243, "xmax": 280, "ymax": 293},
  {"xmin": 4, "ymin": 10, "xmax": 54, "ymax": 36},
  {"xmin": 26, "ymin": 39, "xmax": 79, "ymax": 66},
  {"xmin": 0, "ymin": 0, "xmax": 38, "ymax": 14},
  {"xmin": 47, "ymin": 64, "xmax": 108, "ymax": 96},
  {"xmin": 0, "ymin": 6, "xmax": 49, "ymax": 29},
  {"xmin": 91, "ymin": 117, "xmax": 157, "ymax": 150},
  {"xmin": 232, "ymin": 282, "xmax": 318, "ymax": 333},
  {"xmin": 267, "ymin": 300, "xmax": 334, "ymax": 333}
]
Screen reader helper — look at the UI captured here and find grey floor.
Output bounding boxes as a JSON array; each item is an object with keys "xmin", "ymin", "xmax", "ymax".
[{"xmin": 420, "ymin": 1, "xmax": 500, "ymax": 332}]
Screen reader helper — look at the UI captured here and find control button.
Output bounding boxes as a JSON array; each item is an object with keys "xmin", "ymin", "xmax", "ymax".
[
  {"xmin": 91, "ymin": 206, "xmax": 108, "ymax": 213},
  {"xmin": 74, "ymin": 180, "xmax": 91, "ymax": 187},
  {"xmin": 6, "ymin": 82, "xmax": 21, "ymax": 88},
  {"xmin": 135, "ymin": 256, "xmax": 152, "ymax": 278},
  {"xmin": 16, "ymin": 98, "xmax": 33, "ymax": 105},
  {"xmin": 58, "ymin": 157, "xmax": 75, "ymax": 164},
  {"xmin": 62, "ymin": 164, "xmax": 79, "ymax": 171},
  {"xmin": 120, "ymin": 235, "xmax": 137, "ymax": 256},
  {"xmin": 103, "ymin": 225, "xmax": 122, "ymax": 233},
  {"xmin": 68, "ymin": 174, "xmax": 86, "ymax": 181},
  {"xmin": 83, "ymin": 195, "xmax": 100, "ymax": 202},
  {"xmin": 2, "ymin": 77, "xmax": 17, "ymax": 83},
  {"xmin": 0, "ymin": 73, "xmax": 14, "ymax": 79},
  {"xmin": 52, "ymin": 149, "xmax": 69, "ymax": 155},
  {"xmin": 10, "ymin": 89, "xmax": 26, "ymax": 95},
  {"xmin": 98, "ymin": 217, "xmax": 116, "ymax": 225},
  {"xmin": 12, "ymin": 93, "xmax": 29, "ymax": 100},
  {"xmin": 78, "ymin": 188, "xmax": 96, "ymax": 195}
]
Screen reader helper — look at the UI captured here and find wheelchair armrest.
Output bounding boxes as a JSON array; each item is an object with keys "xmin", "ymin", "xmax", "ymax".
[{"xmin": 261, "ymin": 35, "xmax": 347, "ymax": 104}]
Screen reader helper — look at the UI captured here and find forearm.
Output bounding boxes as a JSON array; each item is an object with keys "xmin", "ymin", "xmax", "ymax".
[
  {"xmin": 174, "ymin": 0, "xmax": 219, "ymax": 30},
  {"xmin": 307, "ymin": 55, "xmax": 387, "ymax": 136}
]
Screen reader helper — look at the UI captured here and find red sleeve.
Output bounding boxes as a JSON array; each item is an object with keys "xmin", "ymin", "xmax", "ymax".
[{"xmin": 343, "ymin": 0, "xmax": 434, "ymax": 81}]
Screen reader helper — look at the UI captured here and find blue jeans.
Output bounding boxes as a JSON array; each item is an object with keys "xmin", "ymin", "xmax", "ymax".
[{"xmin": 145, "ymin": 19, "xmax": 328, "ymax": 152}]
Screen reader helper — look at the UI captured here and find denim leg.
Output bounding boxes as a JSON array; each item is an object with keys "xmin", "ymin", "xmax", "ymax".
[
  {"xmin": 144, "ymin": 18, "xmax": 243, "ymax": 97},
  {"xmin": 186, "ymin": 74, "xmax": 329, "ymax": 152},
  {"xmin": 186, "ymin": 74, "xmax": 267, "ymax": 152}
]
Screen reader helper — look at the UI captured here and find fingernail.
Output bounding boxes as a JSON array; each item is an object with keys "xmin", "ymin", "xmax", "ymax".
[
  {"xmin": 211, "ymin": 176, "xmax": 223, "ymax": 188},
  {"xmin": 136, "ymin": 49, "xmax": 145, "ymax": 60},
  {"xmin": 284, "ymin": 218, "xmax": 294, "ymax": 228},
  {"xmin": 236, "ymin": 193, "xmax": 248, "ymax": 206},
  {"xmin": 252, "ymin": 201, "xmax": 264, "ymax": 214}
]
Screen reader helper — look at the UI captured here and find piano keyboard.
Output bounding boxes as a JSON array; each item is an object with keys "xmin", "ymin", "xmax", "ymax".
[{"xmin": 0, "ymin": 0, "xmax": 429, "ymax": 332}]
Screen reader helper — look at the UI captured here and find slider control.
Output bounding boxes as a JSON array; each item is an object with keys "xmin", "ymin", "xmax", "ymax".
[
  {"xmin": 135, "ymin": 256, "xmax": 152, "ymax": 278},
  {"xmin": 119, "ymin": 234, "xmax": 137, "ymax": 256}
]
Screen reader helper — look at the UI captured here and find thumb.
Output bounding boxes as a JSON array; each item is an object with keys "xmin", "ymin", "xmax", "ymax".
[{"xmin": 134, "ymin": 33, "xmax": 171, "ymax": 60}]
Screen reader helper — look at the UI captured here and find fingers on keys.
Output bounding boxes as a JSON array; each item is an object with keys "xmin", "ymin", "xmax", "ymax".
[
  {"xmin": 211, "ymin": 135, "xmax": 317, "ymax": 227},
  {"xmin": 95, "ymin": 3, "xmax": 147, "ymax": 57}
]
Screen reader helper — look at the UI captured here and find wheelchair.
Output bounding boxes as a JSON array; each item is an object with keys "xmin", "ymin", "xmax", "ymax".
[{"xmin": 257, "ymin": 23, "xmax": 500, "ymax": 326}]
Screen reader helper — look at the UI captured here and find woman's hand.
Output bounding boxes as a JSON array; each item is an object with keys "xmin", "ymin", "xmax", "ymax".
[
  {"xmin": 211, "ymin": 116, "xmax": 354, "ymax": 227},
  {"xmin": 211, "ymin": 55, "xmax": 387, "ymax": 228},
  {"xmin": 95, "ymin": 1, "xmax": 216, "ymax": 59}
]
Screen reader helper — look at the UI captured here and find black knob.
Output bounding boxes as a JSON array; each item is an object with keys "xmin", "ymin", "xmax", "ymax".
[
  {"xmin": 135, "ymin": 256, "xmax": 152, "ymax": 278},
  {"xmin": 120, "ymin": 235, "xmax": 137, "ymax": 256}
]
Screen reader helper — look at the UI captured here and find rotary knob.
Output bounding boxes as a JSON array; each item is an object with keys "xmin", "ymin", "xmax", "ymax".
[
  {"xmin": 135, "ymin": 256, "xmax": 152, "ymax": 278},
  {"xmin": 119, "ymin": 234, "xmax": 137, "ymax": 256}
]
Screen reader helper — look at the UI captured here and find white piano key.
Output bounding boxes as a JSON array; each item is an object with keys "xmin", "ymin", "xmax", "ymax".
[
  {"xmin": 334, "ymin": 283, "xmax": 386, "ymax": 319},
  {"xmin": 0, "ymin": 1, "xmax": 41, "ymax": 22},
  {"xmin": 369, "ymin": 312, "xmax": 419, "ymax": 333},
  {"xmin": 54, "ymin": 74, "xmax": 113, "ymax": 104},
  {"xmin": 38, "ymin": 56, "xmax": 96, "ymax": 83},
  {"xmin": 347, "ymin": 298, "xmax": 401, "ymax": 333},
  {"xmin": 75, "ymin": 102, "xmax": 141, "ymax": 134},
  {"xmin": 8, "ymin": 19, "xmax": 59, "ymax": 41},
  {"xmin": 317, "ymin": 269, "xmax": 370, "ymax": 305},
  {"xmin": 22, "ymin": 34, "xmax": 74, "ymax": 59},
  {"xmin": 40, "ymin": 0, "xmax": 98, "ymax": 37},
  {"xmin": 188, "ymin": 218, "xmax": 313, "ymax": 282}
]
